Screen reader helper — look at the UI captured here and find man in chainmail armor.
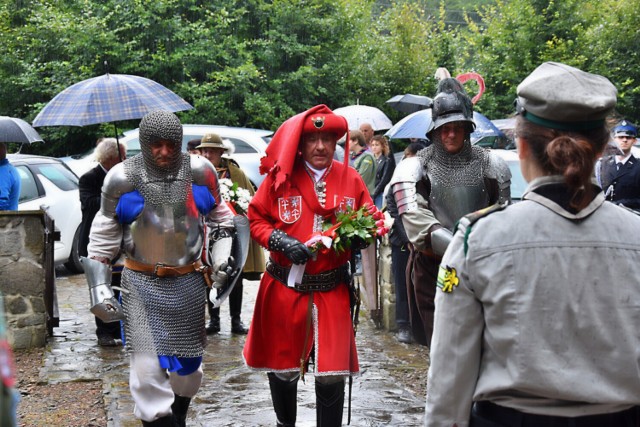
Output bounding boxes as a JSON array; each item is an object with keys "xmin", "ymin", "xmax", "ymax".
[
  {"xmin": 87, "ymin": 110, "xmax": 235, "ymax": 426},
  {"xmin": 390, "ymin": 78, "xmax": 511, "ymax": 347}
]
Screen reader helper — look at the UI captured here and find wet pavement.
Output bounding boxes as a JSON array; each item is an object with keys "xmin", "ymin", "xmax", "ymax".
[{"xmin": 46, "ymin": 268, "xmax": 428, "ymax": 426}]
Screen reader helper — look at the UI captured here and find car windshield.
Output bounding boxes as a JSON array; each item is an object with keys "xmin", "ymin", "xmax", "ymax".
[{"xmin": 33, "ymin": 163, "xmax": 79, "ymax": 190}]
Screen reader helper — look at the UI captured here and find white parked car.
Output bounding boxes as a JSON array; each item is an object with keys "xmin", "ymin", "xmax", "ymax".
[
  {"xmin": 9, "ymin": 154, "xmax": 83, "ymax": 273},
  {"xmin": 62, "ymin": 125, "xmax": 273, "ymax": 189}
]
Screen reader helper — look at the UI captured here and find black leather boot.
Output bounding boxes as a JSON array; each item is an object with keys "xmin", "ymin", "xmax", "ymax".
[
  {"xmin": 141, "ymin": 415, "xmax": 172, "ymax": 426},
  {"xmin": 206, "ymin": 289, "xmax": 221, "ymax": 335},
  {"xmin": 268, "ymin": 373, "xmax": 298, "ymax": 426},
  {"xmin": 315, "ymin": 380, "xmax": 345, "ymax": 427},
  {"xmin": 230, "ymin": 278, "xmax": 248, "ymax": 334},
  {"xmin": 171, "ymin": 395, "xmax": 191, "ymax": 427}
]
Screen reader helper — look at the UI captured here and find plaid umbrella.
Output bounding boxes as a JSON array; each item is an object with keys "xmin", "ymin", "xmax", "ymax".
[
  {"xmin": 32, "ymin": 73, "xmax": 193, "ymax": 127},
  {"xmin": 0, "ymin": 116, "xmax": 44, "ymax": 144}
]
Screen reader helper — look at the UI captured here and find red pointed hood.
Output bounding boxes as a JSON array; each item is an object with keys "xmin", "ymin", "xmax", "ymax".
[{"xmin": 260, "ymin": 104, "xmax": 349, "ymax": 192}]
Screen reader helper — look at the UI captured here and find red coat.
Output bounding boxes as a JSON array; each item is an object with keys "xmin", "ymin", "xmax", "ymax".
[{"xmin": 243, "ymin": 160, "xmax": 372, "ymax": 375}]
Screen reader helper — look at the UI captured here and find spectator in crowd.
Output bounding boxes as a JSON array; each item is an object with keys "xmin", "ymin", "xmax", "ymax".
[
  {"xmin": 371, "ymin": 135, "xmax": 395, "ymax": 208},
  {"xmin": 0, "ymin": 142, "xmax": 20, "ymax": 211},
  {"xmin": 425, "ymin": 61, "xmax": 640, "ymax": 427},
  {"xmin": 349, "ymin": 130, "xmax": 376, "ymax": 196},
  {"xmin": 359, "ymin": 122, "xmax": 374, "ymax": 147},
  {"xmin": 187, "ymin": 139, "xmax": 201, "ymax": 156},
  {"xmin": 79, "ymin": 138, "xmax": 127, "ymax": 347},
  {"xmin": 197, "ymin": 133, "xmax": 264, "ymax": 335}
]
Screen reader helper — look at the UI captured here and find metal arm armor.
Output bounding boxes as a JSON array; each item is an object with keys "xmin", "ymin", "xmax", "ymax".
[
  {"xmin": 486, "ymin": 150, "xmax": 512, "ymax": 204},
  {"xmin": 100, "ymin": 162, "xmax": 134, "ymax": 218},
  {"xmin": 388, "ymin": 156, "xmax": 424, "ymax": 215},
  {"xmin": 191, "ymin": 155, "xmax": 222, "ymax": 205}
]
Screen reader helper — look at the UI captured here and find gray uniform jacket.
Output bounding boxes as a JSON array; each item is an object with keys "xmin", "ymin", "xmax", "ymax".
[{"xmin": 425, "ymin": 175, "xmax": 640, "ymax": 427}]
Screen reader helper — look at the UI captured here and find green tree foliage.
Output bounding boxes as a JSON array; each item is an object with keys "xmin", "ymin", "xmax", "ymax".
[{"xmin": 0, "ymin": 0, "xmax": 637, "ymax": 157}]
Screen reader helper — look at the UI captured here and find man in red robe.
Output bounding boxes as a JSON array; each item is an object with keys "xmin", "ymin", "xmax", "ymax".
[{"xmin": 243, "ymin": 105, "xmax": 372, "ymax": 427}]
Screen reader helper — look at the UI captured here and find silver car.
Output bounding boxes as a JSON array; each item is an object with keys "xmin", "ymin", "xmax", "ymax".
[{"xmin": 10, "ymin": 154, "xmax": 83, "ymax": 273}]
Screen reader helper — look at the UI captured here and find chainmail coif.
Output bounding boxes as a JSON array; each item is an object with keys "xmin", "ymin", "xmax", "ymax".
[
  {"xmin": 126, "ymin": 110, "xmax": 191, "ymax": 213},
  {"xmin": 418, "ymin": 137, "xmax": 490, "ymax": 188}
]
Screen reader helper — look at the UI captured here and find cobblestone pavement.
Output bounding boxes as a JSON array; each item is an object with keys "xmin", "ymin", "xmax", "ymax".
[{"xmin": 47, "ymin": 270, "xmax": 427, "ymax": 426}]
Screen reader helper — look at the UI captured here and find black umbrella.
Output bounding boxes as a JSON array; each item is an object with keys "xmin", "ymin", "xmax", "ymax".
[
  {"xmin": 386, "ymin": 94, "xmax": 432, "ymax": 114},
  {"xmin": 0, "ymin": 116, "xmax": 44, "ymax": 144}
]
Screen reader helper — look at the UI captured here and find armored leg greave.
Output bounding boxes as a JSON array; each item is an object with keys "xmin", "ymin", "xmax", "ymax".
[
  {"xmin": 315, "ymin": 380, "xmax": 345, "ymax": 427},
  {"xmin": 268, "ymin": 373, "xmax": 298, "ymax": 426}
]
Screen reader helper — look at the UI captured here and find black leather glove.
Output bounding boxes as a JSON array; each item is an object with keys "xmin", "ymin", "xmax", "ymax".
[
  {"xmin": 350, "ymin": 236, "xmax": 370, "ymax": 251},
  {"xmin": 268, "ymin": 229, "xmax": 312, "ymax": 265}
]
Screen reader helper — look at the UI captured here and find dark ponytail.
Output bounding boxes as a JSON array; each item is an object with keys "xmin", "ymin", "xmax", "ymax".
[{"xmin": 516, "ymin": 116, "xmax": 609, "ymax": 210}]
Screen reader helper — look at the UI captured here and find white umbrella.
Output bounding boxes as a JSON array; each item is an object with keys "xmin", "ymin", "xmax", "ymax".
[{"xmin": 333, "ymin": 105, "xmax": 393, "ymax": 131}]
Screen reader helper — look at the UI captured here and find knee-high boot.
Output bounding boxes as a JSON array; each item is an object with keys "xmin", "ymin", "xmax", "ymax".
[
  {"xmin": 230, "ymin": 278, "xmax": 248, "ymax": 334},
  {"xmin": 267, "ymin": 373, "xmax": 298, "ymax": 426},
  {"xmin": 141, "ymin": 415, "xmax": 172, "ymax": 426},
  {"xmin": 171, "ymin": 395, "xmax": 191, "ymax": 427},
  {"xmin": 315, "ymin": 380, "xmax": 345, "ymax": 427},
  {"xmin": 206, "ymin": 289, "xmax": 220, "ymax": 334}
]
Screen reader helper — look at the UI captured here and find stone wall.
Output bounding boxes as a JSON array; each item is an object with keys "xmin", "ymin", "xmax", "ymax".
[{"xmin": 0, "ymin": 212, "xmax": 47, "ymax": 349}]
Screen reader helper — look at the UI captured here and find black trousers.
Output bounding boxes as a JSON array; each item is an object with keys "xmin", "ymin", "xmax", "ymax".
[{"xmin": 471, "ymin": 401, "xmax": 640, "ymax": 427}]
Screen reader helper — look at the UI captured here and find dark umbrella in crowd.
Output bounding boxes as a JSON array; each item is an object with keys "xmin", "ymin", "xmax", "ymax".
[
  {"xmin": 0, "ymin": 116, "xmax": 44, "ymax": 147},
  {"xmin": 386, "ymin": 94, "xmax": 433, "ymax": 114}
]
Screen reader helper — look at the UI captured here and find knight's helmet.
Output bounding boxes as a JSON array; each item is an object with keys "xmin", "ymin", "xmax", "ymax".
[
  {"xmin": 427, "ymin": 78, "xmax": 475, "ymax": 138},
  {"xmin": 138, "ymin": 110, "xmax": 183, "ymax": 175}
]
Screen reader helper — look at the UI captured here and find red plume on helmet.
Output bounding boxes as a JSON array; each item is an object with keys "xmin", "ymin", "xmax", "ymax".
[{"xmin": 259, "ymin": 104, "xmax": 349, "ymax": 192}]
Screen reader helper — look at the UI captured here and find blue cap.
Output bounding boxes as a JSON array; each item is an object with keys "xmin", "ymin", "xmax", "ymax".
[{"xmin": 613, "ymin": 120, "xmax": 637, "ymax": 137}]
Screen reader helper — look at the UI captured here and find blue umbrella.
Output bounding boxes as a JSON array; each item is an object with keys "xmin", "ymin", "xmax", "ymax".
[
  {"xmin": 384, "ymin": 109, "xmax": 432, "ymax": 139},
  {"xmin": 33, "ymin": 73, "xmax": 193, "ymax": 127},
  {"xmin": 385, "ymin": 110, "xmax": 505, "ymax": 141}
]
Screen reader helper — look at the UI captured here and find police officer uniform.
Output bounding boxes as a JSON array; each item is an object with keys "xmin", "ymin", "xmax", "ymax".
[{"xmin": 599, "ymin": 121, "xmax": 640, "ymax": 209}]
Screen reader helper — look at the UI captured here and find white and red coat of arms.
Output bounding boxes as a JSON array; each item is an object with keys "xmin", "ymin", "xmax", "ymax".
[
  {"xmin": 278, "ymin": 196, "xmax": 302, "ymax": 223},
  {"xmin": 335, "ymin": 196, "xmax": 356, "ymax": 213}
]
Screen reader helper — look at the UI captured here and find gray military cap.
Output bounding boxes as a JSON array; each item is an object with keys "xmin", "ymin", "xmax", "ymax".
[{"xmin": 516, "ymin": 62, "xmax": 617, "ymax": 131}]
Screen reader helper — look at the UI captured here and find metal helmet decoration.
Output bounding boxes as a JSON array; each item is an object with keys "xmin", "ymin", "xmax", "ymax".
[{"xmin": 427, "ymin": 78, "xmax": 475, "ymax": 136}]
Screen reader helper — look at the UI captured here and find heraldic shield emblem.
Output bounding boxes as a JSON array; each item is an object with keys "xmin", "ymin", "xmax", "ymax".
[{"xmin": 278, "ymin": 196, "xmax": 302, "ymax": 223}]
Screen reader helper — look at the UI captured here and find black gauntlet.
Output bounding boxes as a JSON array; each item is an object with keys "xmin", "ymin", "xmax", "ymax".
[{"xmin": 268, "ymin": 229, "xmax": 312, "ymax": 265}]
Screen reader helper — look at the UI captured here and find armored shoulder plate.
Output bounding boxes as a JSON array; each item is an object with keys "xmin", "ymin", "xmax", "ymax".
[
  {"xmin": 191, "ymin": 155, "xmax": 218, "ymax": 186},
  {"xmin": 486, "ymin": 150, "xmax": 512, "ymax": 204},
  {"xmin": 389, "ymin": 157, "xmax": 423, "ymax": 215},
  {"xmin": 101, "ymin": 163, "xmax": 135, "ymax": 217}
]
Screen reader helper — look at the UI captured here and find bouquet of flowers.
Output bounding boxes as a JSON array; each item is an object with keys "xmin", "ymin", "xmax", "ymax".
[
  {"xmin": 307, "ymin": 202, "xmax": 390, "ymax": 254},
  {"xmin": 219, "ymin": 178, "xmax": 252, "ymax": 215}
]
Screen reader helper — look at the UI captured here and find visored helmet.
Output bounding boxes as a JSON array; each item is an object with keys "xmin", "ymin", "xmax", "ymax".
[{"xmin": 427, "ymin": 78, "xmax": 475, "ymax": 136}]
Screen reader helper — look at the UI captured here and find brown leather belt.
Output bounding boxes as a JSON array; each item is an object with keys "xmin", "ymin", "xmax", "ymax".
[
  {"xmin": 124, "ymin": 258, "xmax": 209, "ymax": 278},
  {"xmin": 266, "ymin": 259, "xmax": 350, "ymax": 292}
]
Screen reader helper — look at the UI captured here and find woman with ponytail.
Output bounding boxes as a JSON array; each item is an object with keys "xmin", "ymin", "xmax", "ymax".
[{"xmin": 425, "ymin": 62, "xmax": 640, "ymax": 427}]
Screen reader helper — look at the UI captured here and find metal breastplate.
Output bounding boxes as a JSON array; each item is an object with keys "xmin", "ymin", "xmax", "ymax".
[
  {"xmin": 422, "ymin": 142, "xmax": 490, "ymax": 230},
  {"xmin": 126, "ymin": 203, "xmax": 204, "ymax": 265},
  {"xmin": 124, "ymin": 154, "xmax": 204, "ymax": 265},
  {"xmin": 427, "ymin": 176, "xmax": 489, "ymax": 230}
]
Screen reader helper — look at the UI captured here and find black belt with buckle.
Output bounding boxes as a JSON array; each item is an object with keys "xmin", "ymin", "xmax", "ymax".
[{"xmin": 266, "ymin": 259, "xmax": 350, "ymax": 292}]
